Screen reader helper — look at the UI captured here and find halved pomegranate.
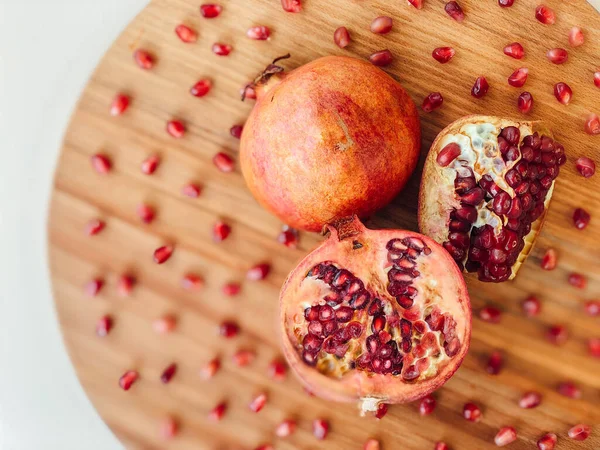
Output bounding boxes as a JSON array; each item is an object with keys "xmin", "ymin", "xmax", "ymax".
[
  {"xmin": 279, "ymin": 216, "xmax": 471, "ymax": 410},
  {"xmin": 419, "ymin": 116, "xmax": 565, "ymax": 282}
]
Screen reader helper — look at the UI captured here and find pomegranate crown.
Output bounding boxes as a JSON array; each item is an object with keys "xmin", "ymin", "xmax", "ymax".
[{"xmin": 241, "ymin": 53, "xmax": 291, "ymax": 101}]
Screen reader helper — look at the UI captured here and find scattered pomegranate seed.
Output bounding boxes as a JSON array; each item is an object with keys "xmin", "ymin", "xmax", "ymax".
[
  {"xmin": 422, "ymin": 92, "xmax": 443, "ymax": 112},
  {"xmin": 213, "ymin": 152, "xmax": 235, "ymax": 173},
  {"xmin": 219, "ymin": 320, "xmax": 239, "ymax": 338},
  {"xmin": 546, "ymin": 324, "xmax": 568, "ymax": 345},
  {"xmin": 419, "ymin": 394, "xmax": 436, "ymax": 415},
  {"xmin": 96, "ymin": 315, "xmax": 113, "ymax": 337},
  {"xmin": 278, "ymin": 226, "xmax": 299, "ymax": 248},
  {"xmin": 267, "ymin": 359, "xmax": 287, "ymax": 381},
  {"xmin": 546, "ymin": 48, "xmax": 568, "ymax": 64},
  {"xmin": 141, "ymin": 155, "xmax": 160, "ymax": 174},
  {"xmin": 508, "ymin": 68, "xmax": 528, "ymax": 87},
  {"xmin": 370, "ymin": 16, "xmax": 393, "ymax": 34},
  {"xmin": 588, "ymin": 338, "xmax": 600, "ymax": 357},
  {"xmin": 557, "ymin": 381, "xmax": 581, "ymax": 399},
  {"xmin": 190, "ymin": 79, "xmax": 212, "ymax": 97},
  {"xmin": 200, "ymin": 4, "xmax": 222, "ymax": 18},
  {"xmin": 153, "ymin": 315, "xmax": 177, "ymax": 334},
  {"xmin": 471, "ymin": 76, "xmax": 489, "ymax": 98},
  {"xmin": 584, "ymin": 300, "xmax": 600, "ymax": 316},
  {"xmin": 182, "ymin": 183, "xmax": 202, "ymax": 198},
  {"xmin": 479, "ymin": 306, "xmax": 502, "ymax": 323},
  {"xmin": 521, "ymin": 296, "xmax": 541, "ymax": 317},
  {"xmin": 519, "ymin": 391, "xmax": 542, "ymax": 408},
  {"xmin": 281, "ymin": 0, "xmax": 302, "ymax": 12},
  {"xmin": 568, "ymin": 424, "xmax": 590, "ymax": 441},
  {"xmin": 208, "ymin": 402, "xmax": 227, "ymax": 421},
  {"xmin": 408, "ymin": 0, "xmax": 424, "ymax": 9},
  {"xmin": 518, "ymin": 92, "xmax": 534, "ymax": 114},
  {"xmin": 200, "ymin": 358, "xmax": 221, "ymax": 380},
  {"xmin": 541, "ymin": 248, "xmax": 557, "ymax": 270},
  {"xmin": 535, "ymin": 5, "xmax": 555, "ymax": 25},
  {"xmin": 230, "ymin": 124, "xmax": 243, "ymax": 139},
  {"xmin": 212, "ymin": 42, "xmax": 232, "ymax": 56},
  {"xmin": 573, "ymin": 208, "xmax": 590, "ymax": 230},
  {"xmin": 498, "ymin": 0, "xmax": 514, "ymax": 7},
  {"xmin": 494, "ymin": 426, "xmax": 517, "ymax": 447},
  {"xmin": 85, "ymin": 219, "xmax": 105, "ymax": 236},
  {"xmin": 255, "ymin": 445, "xmax": 273, "ymax": 450},
  {"xmin": 110, "ymin": 94, "xmax": 130, "ymax": 116},
  {"xmin": 233, "ymin": 349, "xmax": 256, "ymax": 367},
  {"xmin": 137, "ymin": 203, "xmax": 155, "ymax": 224},
  {"xmin": 568, "ymin": 272, "xmax": 586, "ymax": 289},
  {"xmin": 364, "ymin": 438, "xmax": 380, "ymax": 450},
  {"xmin": 553, "ymin": 82, "xmax": 572, "ymax": 105},
  {"xmin": 569, "ymin": 27, "xmax": 584, "ymax": 47},
  {"xmin": 159, "ymin": 417, "xmax": 178, "ymax": 440},
  {"xmin": 91, "ymin": 154, "xmax": 111, "ymax": 174},
  {"xmin": 160, "ymin": 363, "xmax": 177, "ymax": 383},
  {"xmin": 133, "ymin": 49, "xmax": 154, "ymax": 70},
  {"xmin": 432, "ymin": 47, "xmax": 456, "ymax": 64},
  {"xmin": 166, "ymin": 120, "xmax": 186, "ymax": 138},
  {"xmin": 213, "ymin": 221, "xmax": 231, "ymax": 242},
  {"xmin": 375, "ymin": 403, "xmax": 388, "ymax": 419},
  {"xmin": 175, "ymin": 24, "xmax": 197, "ymax": 43},
  {"xmin": 584, "ymin": 113, "xmax": 600, "ymax": 135},
  {"xmin": 504, "ymin": 42, "xmax": 524, "ymax": 59},
  {"xmin": 445, "ymin": 1, "xmax": 465, "ymax": 22},
  {"xmin": 119, "ymin": 370, "xmax": 139, "ymax": 390},
  {"xmin": 594, "ymin": 72, "xmax": 600, "ymax": 88},
  {"xmin": 153, "ymin": 245, "xmax": 173, "ymax": 264},
  {"xmin": 222, "ymin": 282, "xmax": 241, "ymax": 297},
  {"xmin": 485, "ymin": 351, "xmax": 503, "ymax": 375},
  {"xmin": 241, "ymin": 84, "xmax": 257, "ymax": 100},
  {"xmin": 537, "ymin": 433, "xmax": 557, "ymax": 450},
  {"xmin": 435, "ymin": 443, "xmax": 449, "ymax": 450},
  {"xmin": 276, "ymin": 419, "xmax": 297, "ymax": 437},
  {"xmin": 117, "ymin": 275, "xmax": 135, "ymax": 296},
  {"xmin": 85, "ymin": 278, "xmax": 104, "ymax": 297},
  {"xmin": 369, "ymin": 49, "xmax": 393, "ymax": 67},
  {"xmin": 247, "ymin": 26, "xmax": 271, "ymax": 40},
  {"xmin": 313, "ymin": 419, "xmax": 330, "ymax": 440},
  {"xmin": 334, "ymin": 26, "xmax": 351, "ymax": 48},
  {"xmin": 249, "ymin": 393, "xmax": 267, "ymax": 412},
  {"xmin": 247, "ymin": 263, "xmax": 271, "ymax": 281},
  {"xmin": 181, "ymin": 274, "xmax": 204, "ymax": 291},
  {"xmin": 463, "ymin": 402, "xmax": 482, "ymax": 422}
]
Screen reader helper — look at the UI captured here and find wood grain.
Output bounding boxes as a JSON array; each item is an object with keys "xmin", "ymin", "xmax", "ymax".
[{"xmin": 48, "ymin": 0, "xmax": 600, "ymax": 448}]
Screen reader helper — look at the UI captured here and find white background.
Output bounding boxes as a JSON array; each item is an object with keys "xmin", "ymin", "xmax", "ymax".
[{"xmin": 0, "ymin": 1, "xmax": 599, "ymax": 450}]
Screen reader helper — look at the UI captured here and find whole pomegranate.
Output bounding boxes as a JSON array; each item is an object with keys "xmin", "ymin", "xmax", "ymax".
[
  {"xmin": 419, "ymin": 116, "xmax": 565, "ymax": 282},
  {"xmin": 240, "ymin": 55, "xmax": 421, "ymax": 232},
  {"xmin": 279, "ymin": 216, "xmax": 471, "ymax": 410}
]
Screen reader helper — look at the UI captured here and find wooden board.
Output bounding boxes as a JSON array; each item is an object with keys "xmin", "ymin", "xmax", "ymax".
[{"xmin": 48, "ymin": 0, "xmax": 600, "ymax": 448}]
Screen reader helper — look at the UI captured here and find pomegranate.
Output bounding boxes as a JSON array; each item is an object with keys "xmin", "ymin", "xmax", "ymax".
[
  {"xmin": 240, "ymin": 55, "xmax": 420, "ymax": 232},
  {"xmin": 419, "ymin": 116, "xmax": 566, "ymax": 282},
  {"xmin": 279, "ymin": 216, "xmax": 471, "ymax": 410}
]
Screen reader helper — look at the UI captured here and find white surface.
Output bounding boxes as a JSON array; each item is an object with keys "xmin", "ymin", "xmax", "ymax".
[{"xmin": 1, "ymin": 1, "xmax": 600, "ymax": 449}]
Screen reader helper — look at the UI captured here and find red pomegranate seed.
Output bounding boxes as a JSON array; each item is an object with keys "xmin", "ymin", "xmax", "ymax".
[
  {"xmin": 553, "ymin": 82, "xmax": 572, "ymax": 105},
  {"xmin": 371, "ymin": 16, "xmax": 393, "ymax": 34},
  {"xmin": 535, "ymin": 5, "xmax": 555, "ymax": 24},
  {"xmin": 153, "ymin": 245, "xmax": 173, "ymax": 264},
  {"xmin": 504, "ymin": 42, "xmax": 524, "ymax": 59},
  {"xmin": 569, "ymin": 27, "xmax": 584, "ymax": 47},
  {"xmin": 408, "ymin": 0, "xmax": 424, "ymax": 9},
  {"xmin": 557, "ymin": 381, "xmax": 581, "ymax": 398},
  {"xmin": 212, "ymin": 42, "xmax": 232, "ymax": 56},
  {"xmin": 498, "ymin": 0, "xmax": 514, "ymax": 7},
  {"xmin": 230, "ymin": 124, "xmax": 243, "ymax": 139},
  {"xmin": 547, "ymin": 48, "xmax": 568, "ymax": 64},
  {"xmin": 166, "ymin": 120, "xmax": 185, "ymax": 138},
  {"xmin": 584, "ymin": 300, "xmax": 600, "ymax": 316},
  {"xmin": 200, "ymin": 358, "xmax": 221, "ymax": 380},
  {"xmin": 518, "ymin": 92, "xmax": 534, "ymax": 114},
  {"xmin": 222, "ymin": 282, "xmax": 241, "ymax": 297},
  {"xmin": 573, "ymin": 208, "xmax": 590, "ymax": 229},
  {"xmin": 568, "ymin": 424, "xmax": 590, "ymax": 441},
  {"xmin": 153, "ymin": 315, "xmax": 177, "ymax": 334},
  {"xmin": 208, "ymin": 402, "xmax": 227, "ymax": 421},
  {"xmin": 190, "ymin": 79, "xmax": 212, "ymax": 97},
  {"xmin": 137, "ymin": 203, "xmax": 155, "ymax": 224},
  {"xmin": 175, "ymin": 24, "xmax": 197, "ymax": 43},
  {"xmin": 471, "ymin": 76, "xmax": 489, "ymax": 98},
  {"xmin": 86, "ymin": 219, "xmax": 105, "ymax": 236},
  {"xmin": 117, "ymin": 274, "xmax": 135, "ymax": 296},
  {"xmin": 521, "ymin": 296, "xmax": 541, "ymax": 317},
  {"xmin": 182, "ymin": 183, "xmax": 202, "ymax": 198},
  {"xmin": 519, "ymin": 391, "xmax": 542, "ymax": 408},
  {"xmin": 267, "ymin": 359, "xmax": 287, "ymax": 381},
  {"xmin": 588, "ymin": 338, "xmax": 600, "ymax": 357},
  {"xmin": 181, "ymin": 274, "xmax": 204, "ymax": 291},
  {"xmin": 463, "ymin": 402, "xmax": 482, "ymax": 422},
  {"xmin": 369, "ymin": 49, "xmax": 393, "ymax": 67},
  {"xmin": 110, "ymin": 94, "xmax": 130, "ymax": 116},
  {"xmin": 419, "ymin": 394, "xmax": 436, "ymax": 415},
  {"xmin": 375, "ymin": 403, "xmax": 388, "ymax": 419},
  {"xmin": 541, "ymin": 248, "xmax": 557, "ymax": 270},
  {"xmin": 278, "ymin": 226, "xmax": 299, "ymax": 248},
  {"xmin": 219, "ymin": 320, "xmax": 239, "ymax": 338},
  {"xmin": 435, "ymin": 443, "xmax": 449, "ymax": 450},
  {"xmin": 594, "ymin": 72, "xmax": 600, "ymax": 88},
  {"xmin": 281, "ymin": 0, "xmax": 301, "ymax": 12},
  {"xmin": 508, "ymin": 68, "xmax": 528, "ymax": 87},
  {"xmin": 422, "ymin": 92, "xmax": 443, "ymax": 112},
  {"xmin": 96, "ymin": 315, "xmax": 113, "ymax": 337},
  {"xmin": 255, "ymin": 445, "xmax": 273, "ymax": 450},
  {"xmin": 85, "ymin": 278, "xmax": 104, "ymax": 297},
  {"xmin": 495, "ymin": 426, "xmax": 517, "ymax": 447},
  {"xmin": 432, "ymin": 47, "xmax": 456, "ymax": 64},
  {"xmin": 247, "ymin": 26, "xmax": 271, "ymax": 40},
  {"xmin": 249, "ymin": 393, "xmax": 267, "ymax": 412},
  {"xmin": 584, "ymin": 113, "xmax": 600, "ymax": 135},
  {"xmin": 479, "ymin": 306, "xmax": 501, "ymax": 323},
  {"xmin": 485, "ymin": 351, "xmax": 503, "ymax": 375},
  {"xmin": 233, "ymin": 349, "xmax": 256, "ymax": 367},
  {"xmin": 537, "ymin": 433, "xmax": 557, "ymax": 450},
  {"xmin": 247, "ymin": 263, "xmax": 270, "ymax": 281},
  {"xmin": 119, "ymin": 370, "xmax": 139, "ymax": 390},
  {"xmin": 241, "ymin": 84, "xmax": 257, "ymax": 100},
  {"xmin": 133, "ymin": 49, "xmax": 154, "ymax": 69},
  {"xmin": 159, "ymin": 417, "xmax": 178, "ymax": 440},
  {"xmin": 313, "ymin": 419, "xmax": 329, "ymax": 440},
  {"xmin": 213, "ymin": 221, "xmax": 231, "ymax": 242},
  {"xmin": 91, "ymin": 154, "xmax": 111, "ymax": 174},
  {"xmin": 445, "ymin": 1, "xmax": 465, "ymax": 22},
  {"xmin": 334, "ymin": 27, "xmax": 351, "ymax": 48},
  {"xmin": 213, "ymin": 152, "xmax": 234, "ymax": 173},
  {"xmin": 200, "ymin": 4, "xmax": 222, "ymax": 18},
  {"xmin": 275, "ymin": 419, "xmax": 297, "ymax": 437},
  {"xmin": 568, "ymin": 272, "xmax": 586, "ymax": 289},
  {"xmin": 160, "ymin": 363, "xmax": 177, "ymax": 383},
  {"xmin": 436, "ymin": 143, "xmax": 461, "ymax": 167},
  {"xmin": 141, "ymin": 155, "xmax": 160, "ymax": 174},
  {"xmin": 364, "ymin": 439, "xmax": 380, "ymax": 450},
  {"xmin": 547, "ymin": 325, "xmax": 568, "ymax": 345}
]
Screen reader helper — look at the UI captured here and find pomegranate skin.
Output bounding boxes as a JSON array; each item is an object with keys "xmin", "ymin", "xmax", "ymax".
[{"xmin": 240, "ymin": 56, "xmax": 421, "ymax": 231}]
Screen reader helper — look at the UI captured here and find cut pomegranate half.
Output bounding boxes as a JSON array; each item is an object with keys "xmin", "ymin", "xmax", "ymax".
[
  {"xmin": 280, "ymin": 216, "xmax": 471, "ymax": 409},
  {"xmin": 419, "ymin": 116, "xmax": 565, "ymax": 282}
]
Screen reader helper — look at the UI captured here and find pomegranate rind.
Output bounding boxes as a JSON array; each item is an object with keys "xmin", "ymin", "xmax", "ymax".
[
  {"xmin": 279, "ymin": 218, "xmax": 471, "ymax": 406},
  {"xmin": 418, "ymin": 115, "xmax": 555, "ymax": 281}
]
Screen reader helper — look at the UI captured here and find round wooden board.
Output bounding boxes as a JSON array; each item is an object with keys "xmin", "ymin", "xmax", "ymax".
[{"xmin": 48, "ymin": 0, "xmax": 600, "ymax": 448}]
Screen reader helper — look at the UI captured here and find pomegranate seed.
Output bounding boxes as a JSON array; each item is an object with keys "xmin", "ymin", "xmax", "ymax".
[
  {"xmin": 133, "ymin": 49, "xmax": 154, "ymax": 69},
  {"xmin": 508, "ymin": 68, "xmax": 528, "ymax": 87},
  {"xmin": 276, "ymin": 419, "xmax": 297, "ymax": 437},
  {"xmin": 436, "ymin": 143, "xmax": 461, "ymax": 167},
  {"xmin": 219, "ymin": 320, "xmax": 239, "ymax": 338},
  {"xmin": 494, "ymin": 426, "xmax": 517, "ymax": 447},
  {"xmin": 573, "ymin": 207, "xmax": 590, "ymax": 229},
  {"xmin": 485, "ymin": 351, "xmax": 503, "ymax": 375},
  {"xmin": 110, "ymin": 94, "xmax": 130, "ymax": 116},
  {"xmin": 247, "ymin": 263, "xmax": 270, "ymax": 281},
  {"xmin": 137, "ymin": 203, "xmax": 155, "ymax": 224},
  {"xmin": 518, "ymin": 92, "xmax": 534, "ymax": 114},
  {"xmin": 371, "ymin": 16, "xmax": 393, "ymax": 34},
  {"xmin": 432, "ymin": 47, "xmax": 456, "ymax": 64},
  {"xmin": 233, "ymin": 349, "xmax": 255, "ymax": 367},
  {"xmin": 463, "ymin": 402, "xmax": 482, "ymax": 422},
  {"xmin": 213, "ymin": 152, "xmax": 234, "ymax": 173},
  {"xmin": 212, "ymin": 42, "xmax": 232, "ymax": 56},
  {"xmin": 568, "ymin": 272, "xmax": 586, "ymax": 289},
  {"xmin": 247, "ymin": 26, "xmax": 271, "ymax": 40},
  {"xmin": 85, "ymin": 219, "xmax": 105, "ymax": 236},
  {"xmin": 498, "ymin": 0, "xmax": 514, "ymax": 7},
  {"xmin": 85, "ymin": 278, "xmax": 104, "ymax": 297},
  {"xmin": 190, "ymin": 79, "xmax": 212, "ymax": 97},
  {"xmin": 422, "ymin": 92, "xmax": 443, "ymax": 112},
  {"xmin": 222, "ymin": 282, "xmax": 241, "ymax": 296},
  {"xmin": 519, "ymin": 391, "xmax": 542, "ymax": 408},
  {"xmin": 334, "ymin": 27, "xmax": 351, "ymax": 48},
  {"xmin": 313, "ymin": 419, "xmax": 329, "ymax": 440},
  {"xmin": 208, "ymin": 402, "xmax": 227, "ymax": 421},
  {"xmin": 419, "ymin": 395, "xmax": 436, "ymax": 415},
  {"xmin": 119, "ymin": 370, "xmax": 139, "ymax": 390},
  {"xmin": 249, "ymin": 393, "xmax": 267, "ymax": 412},
  {"xmin": 584, "ymin": 300, "xmax": 600, "ymax": 316},
  {"xmin": 557, "ymin": 381, "xmax": 581, "ymax": 398},
  {"xmin": 584, "ymin": 113, "xmax": 600, "ymax": 135},
  {"xmin": 364, "ymin": 439, "xmax": 380, "ymax": 450},
  {"xmin": 117, "ymin": 275, "xmax": 135, "ymax": 296},
  {"xmin": 182, "ymin": 183, "xmax": 202, "ymax": 198},
  {"xmin": 553, "ymin": 82, "xmax": 572, "ymax": 105},
  {"xmin": 181, "ymin": 274, "xmax": 204, "ymax": 291},
  {"xmin": 568, "ymin": 424, "xmax": 590, "ymax": 441},
  {"xmin": 91, "ymin": 154, "xmax": 111, "ymax": 174},
  {"xmin": 278, "ymin": 226, "xmax": 299, "ymax": 248},
  {"xmin": 569, "ymin": 27, "xmax": 584, "ymax": 47},
  {"xmin": 175, "ymin": 24, "xmax": 197, "ymax": 43},
  {"xmin": 200, "ymin": 4, "xmax": 222, "ymax": 18},
  {"xmin": 435, "ymin": 443, "xmax": 449, "ymax": 450},
  {"xmin": 153, "ymin": 245, "xmax": 173, "ymax": 264},
  {"xmin": 213, "ymin": 221, "xmax": 231, "ymax": 242},
  {"xmin": 166, "ymin": 120, "xmax": 185, "ymax": 138},
  {"xmin": 267, "ymin": 359, "xmax": 287, "ymax": 381},
  {"xmin": 230, "ymin": 124, "xmax": 243, "ymax": 139},
  {"xmin": 504, "ymin": 42, "xmax": 524, "ymax": 59},
  {"xmin": 408, "ymin": 0, "xmax": 424, "ymax": 9},
  {"xmin": 521, "ymin": 296, "xmax": 541, "ymax": 317},
  {"xmin": 96, "ymin": 315, "xmax": 113, "ymax": 337},
  {"xmin": 541, "ymin": 248, "xmax": 557, "ymax": 270},
  {"xmin": 153, "ymin": 315, "xmax": 177, "ymax": 334},
  {"xmin": 160, "ymin": 363, "xmax": 177, "ymax": 383},
  {"xmin": 547, "ymin": 48, "xmax": 568, "ymax": 64},
  {"xmin": 546, "ymin": 324, "xmax": 568, "ymax": 345},
  {"xmin": 241, "ymin": 84, "xmax": 257, "ymax": 100},
  {"xmin": 281, "ymin": 0, "xmax": 301, "ymax": 12},
  {"xmin": 445, "ymin": 1, "xmax": 465, "ymax": 22},
  {"xmin": 369, "ymin": 49, "xmax": 393, "ymax": 67},
  {"xmin": 375, "ymin": 403, "xmax": 388, "ymax": 419},
  {"xmin": 479, "ymin": 306, "xmax": 501, "ymax": 323},
  {"xmin": 141, "ymin": 155, "xmax": 160, "ymax": 174},
  {"xmin": 588, "ymin": 338, "xmax": 600, "ymax": 357},
  {"xmin": 535, "ymin": 5, "xmax": 555, "ymax": 24},
  {"xmin": 471, "ymin": 76, "xmax": 489, "ymax": 98},
  {"xmin": 594, "ymin": 72, "xmax": 600, "ymax": 88},
  {"xmin": 200, "ymin": 358, "xmax": 221, "ymax": 379},
  {"xmin": 537, "ymin": 433, "xmax": 557, "ymax": 450},
  {"xmin": 159, "ymin": 417, "xmax": 178, "ymax": 440}
]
